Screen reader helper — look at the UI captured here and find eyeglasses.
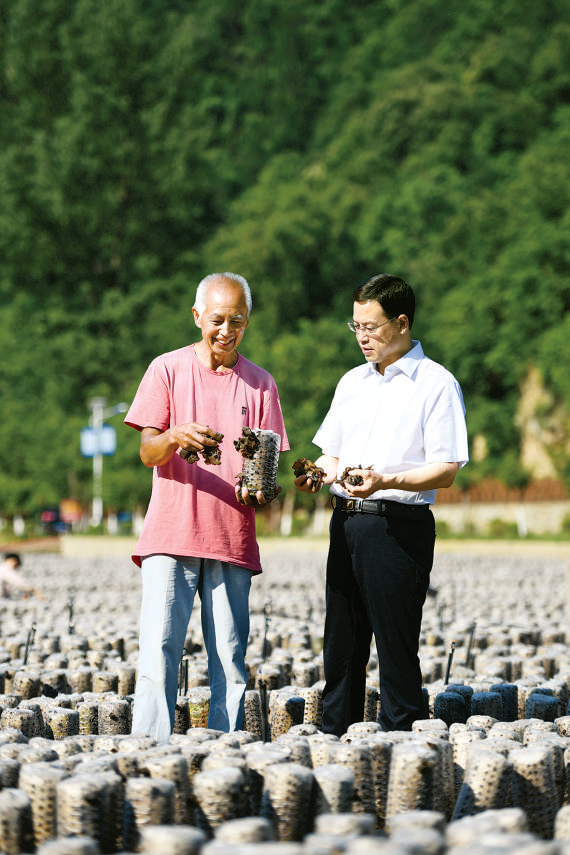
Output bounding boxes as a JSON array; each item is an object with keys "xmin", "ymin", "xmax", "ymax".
[{"xmin": 347, "ymin": 318, "xmax": 396, "ymax": 335}]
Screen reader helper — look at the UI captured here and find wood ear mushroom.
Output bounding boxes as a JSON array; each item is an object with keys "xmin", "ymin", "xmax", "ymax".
[
  {"xmin": 180, "ymin": 430, "xmax": 224, "ymax": 464},
  {"xmin": 335, "ymin": 465, "xmax": 373, "ymax": 487},
  {"xmin": 292, "ymin": 457, "xmax": 325, "ymax": 492}
]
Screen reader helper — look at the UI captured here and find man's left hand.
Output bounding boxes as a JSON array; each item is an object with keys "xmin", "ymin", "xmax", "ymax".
[
  {"xmin": 235, "ymin": 483, "xmax": 282, "ymax": 506},
  {"xmin": 343, "ymin": 469, "xmax": 383, "ymax": 498}
]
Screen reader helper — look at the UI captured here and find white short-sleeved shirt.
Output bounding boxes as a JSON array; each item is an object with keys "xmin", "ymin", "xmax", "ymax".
[
  {"xmin": 125, "ymin": 345, "xmax": 289, "ymax": 572},
  {"xmin": 314, "ymin": 341, "xmax": 468, "ymax": 505}
]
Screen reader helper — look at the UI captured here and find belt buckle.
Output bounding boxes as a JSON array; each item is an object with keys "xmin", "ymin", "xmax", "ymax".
[{"xmin": 346, "ymin": 498, "xmax": 363, "ymax": 512}]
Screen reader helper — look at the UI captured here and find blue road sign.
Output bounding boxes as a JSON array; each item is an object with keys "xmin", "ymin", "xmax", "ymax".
[{"xmin": 80, "ymin": 425, "xmax": 117, "ymax": 457}]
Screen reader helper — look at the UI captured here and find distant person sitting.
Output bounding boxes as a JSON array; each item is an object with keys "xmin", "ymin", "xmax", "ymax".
[{"xmin": 0, "ymin": 553, "xmax": 44, "ymax": 599}]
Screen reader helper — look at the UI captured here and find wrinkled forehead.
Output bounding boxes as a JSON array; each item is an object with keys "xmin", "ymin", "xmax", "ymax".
[{"xmin": 204, "ymin": 278, "xmax": 248, "ymax": 314}]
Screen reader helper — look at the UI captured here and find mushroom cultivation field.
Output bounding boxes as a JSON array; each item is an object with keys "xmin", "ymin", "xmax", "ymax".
[{"xmin": 0, "ymin": 542, "xmax": 569, "ymax": 854}]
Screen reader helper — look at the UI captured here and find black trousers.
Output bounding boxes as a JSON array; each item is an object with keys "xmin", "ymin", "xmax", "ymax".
[{"xmin": 321, "ymin": 506, "xmax": 435, "ymax": 736}]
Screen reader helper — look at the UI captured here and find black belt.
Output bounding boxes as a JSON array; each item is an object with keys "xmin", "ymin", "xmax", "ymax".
[{"xmin": 331, "ymin": 496, "xmax": 430, "ymax": 519}]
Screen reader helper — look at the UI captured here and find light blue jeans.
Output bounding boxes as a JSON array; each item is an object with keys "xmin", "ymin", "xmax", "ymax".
[{"xmin": 131, "ymin": 554, "xmax": 252, "ymax": 743}]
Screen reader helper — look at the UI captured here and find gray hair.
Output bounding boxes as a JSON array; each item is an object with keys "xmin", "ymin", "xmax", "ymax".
[{"xmin": 193, "ymin": 272, "xmax": 252, "ymax": 317}]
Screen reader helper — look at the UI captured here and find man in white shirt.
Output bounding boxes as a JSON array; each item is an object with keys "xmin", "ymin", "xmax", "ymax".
[{"xmin": 295, "ymin": 274, "xmax": 468, "ymax": 734}]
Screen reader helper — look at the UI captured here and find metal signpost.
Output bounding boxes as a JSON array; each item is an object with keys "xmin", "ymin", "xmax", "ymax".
[{"xmin": 81, "ymin": 398, "xmax": 128, "ymax": 527}]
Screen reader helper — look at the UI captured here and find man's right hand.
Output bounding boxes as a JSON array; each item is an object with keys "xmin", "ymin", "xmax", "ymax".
[
  {"xmin": 294, "ymin": 473, "xmax": 323, "ymax": 494},
  {"xmin": 175, "ymin": 424, "xmax": 224, "ymax": 465},
  {"xmin": 173, "ymin": 423, "xmax": 223, "ymax": 451},
  {"xmin": 140, "ymin": 423, "xmax": 223, "ymax": 468},
  {"xmin": 293, "ymin": 453, "xmax": 338, "ymax": 493}
]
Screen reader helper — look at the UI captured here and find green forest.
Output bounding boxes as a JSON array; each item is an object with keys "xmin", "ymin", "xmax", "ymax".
[{"xmin": 1, "ymin": 0, "xmax": 569, "ymax": 523}]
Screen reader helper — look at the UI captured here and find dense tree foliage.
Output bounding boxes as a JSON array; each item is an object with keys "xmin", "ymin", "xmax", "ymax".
[{"xmin": 0, "ymin": 0, "xmax": 568, "ymax": 519}]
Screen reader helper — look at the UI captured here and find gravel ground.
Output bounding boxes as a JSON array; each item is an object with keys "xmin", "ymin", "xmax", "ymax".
[
  {"xmin": 2, "ymin": 543, "xmax": 568, "ymax": 681},
  {"xmin": 0, "ymin": 542, "xmax": 569, "ymax": 853}
]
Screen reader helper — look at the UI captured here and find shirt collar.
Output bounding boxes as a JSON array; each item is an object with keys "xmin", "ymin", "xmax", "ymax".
[{"xmin": 364, "ymin": 340, "xmax": 424, "ymax": 379}]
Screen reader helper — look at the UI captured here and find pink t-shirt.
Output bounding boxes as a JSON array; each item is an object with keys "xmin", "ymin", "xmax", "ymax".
[{"xmin": 125, "ymin": 345, "xmax": 289, "ymax": 573}]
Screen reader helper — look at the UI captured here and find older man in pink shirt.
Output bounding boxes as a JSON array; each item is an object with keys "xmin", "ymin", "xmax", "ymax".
[{"xmin": 125, "ymin": 272, "xmax": 289, "ymax": 742}]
